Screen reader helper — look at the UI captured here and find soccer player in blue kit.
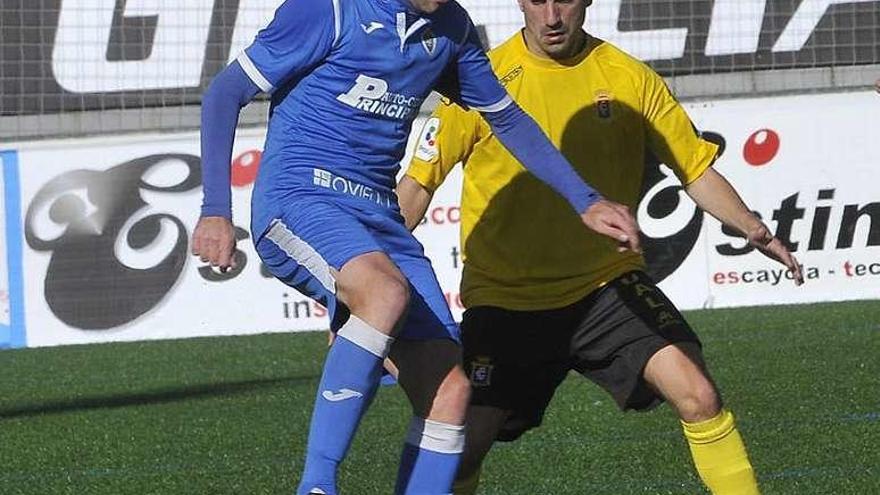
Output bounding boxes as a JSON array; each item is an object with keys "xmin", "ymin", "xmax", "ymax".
[{"xmin": 192, "ymin": 0, "xmax": 640, "ymax": 492}]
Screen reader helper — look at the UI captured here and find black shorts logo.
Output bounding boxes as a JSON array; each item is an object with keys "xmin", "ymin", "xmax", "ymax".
[
  {"xmin": 470, "ymin": 360, "xmax": 494, "ymax": 387},
  {"xmin": 619, "ymin": 272, "xmax": 684, "ymax": 329},
  {"xmin": 656, "ymin": 310, "xmax": 682, "ymax": 329}
]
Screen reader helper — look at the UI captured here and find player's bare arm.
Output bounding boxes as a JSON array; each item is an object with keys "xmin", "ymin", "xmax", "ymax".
[
  {"xmin": 686, "ymin": 167, "xmax": 804, "ymax": 285},
  {"xmin": 397, "ymin": 176, "xmax": 435, "ymax": 231}
]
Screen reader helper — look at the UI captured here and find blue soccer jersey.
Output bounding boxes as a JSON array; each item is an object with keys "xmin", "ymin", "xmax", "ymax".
[{"xmin": 238, "ymin": 0, "xmax": 511, "ymax": 239}]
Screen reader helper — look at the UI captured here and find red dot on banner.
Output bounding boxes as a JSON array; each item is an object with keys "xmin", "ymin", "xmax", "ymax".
[
  {"xmin": 231, "ymin": 150, "xmax": 262, "ymax": 187},
  {"xmin": 743, "ymin": 129, "xmax": 780, "ymax": 166}
]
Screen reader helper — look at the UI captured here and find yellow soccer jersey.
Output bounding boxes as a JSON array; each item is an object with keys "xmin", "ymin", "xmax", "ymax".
[{"xmin": 406, "ymin": 33, "xmax": 718, "ymax": 311}]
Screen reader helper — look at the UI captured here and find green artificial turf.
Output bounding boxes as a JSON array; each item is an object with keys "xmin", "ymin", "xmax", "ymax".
[{"xmin": 1, "ymin": 300, "xmax": 877, "ymax": 494}]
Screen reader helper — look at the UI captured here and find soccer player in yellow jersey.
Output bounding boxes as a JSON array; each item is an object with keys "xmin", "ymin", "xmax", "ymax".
[{"xmin": 397, "ymin": 0, "xmax": 804, "ymax": 493}]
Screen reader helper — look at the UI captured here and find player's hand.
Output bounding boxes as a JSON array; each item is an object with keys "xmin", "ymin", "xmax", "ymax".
[
  {"xmin": 746, "ymin": 223, "xmax": 804, "ymax": 285},
  {"xmin": 191, "ymin": 216, "xmax": 238, "ymax": 272},
  {"xmin": 580, "ymin": 199, "xmax": 641, "ymax": 254}
]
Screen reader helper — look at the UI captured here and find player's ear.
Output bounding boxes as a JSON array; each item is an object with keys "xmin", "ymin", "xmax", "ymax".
[{"xmin": 517, "ymin": 0, "xmax": 525, "ymax": 12}]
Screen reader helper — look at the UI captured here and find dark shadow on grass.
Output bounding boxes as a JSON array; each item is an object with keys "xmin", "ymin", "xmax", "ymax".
[{"xmin": 0, "ymin": 374, "xmax": 319, "ymax": 419}]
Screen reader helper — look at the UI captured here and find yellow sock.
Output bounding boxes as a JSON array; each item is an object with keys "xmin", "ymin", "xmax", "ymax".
[
  {"xmin": 681, "ymin": 409, "xmax": 760, "ymax": 495},
  {"xmin": 452, "ymin": 467, "xmax": 481, "ymax": 495}
]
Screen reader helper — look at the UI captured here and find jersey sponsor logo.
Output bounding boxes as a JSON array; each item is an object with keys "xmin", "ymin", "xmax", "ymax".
[
  {"xmin": 421, "ymin": 28, "xmax": 437, "ymax": 55},
  {"xmin": 312, "ymin": 168, "xmax": 393, "ymax": 207},
  {"xmin": 336, "ymin": 74, "xmax": 423, "ymax": 120},
  {"xmin": 415, "ymin": 117, "xmax": 441, "ymax": 162},
  {"xmin": 361, "ymin": 21, "xmax": 385, "ymax": 34},
  {"xmin": 313, "ymin": 168, "xmax": 332, "ymax": 188},
  {"xmin": 322, "ymin": 388, "xmax": 364, "ymax": 402}
]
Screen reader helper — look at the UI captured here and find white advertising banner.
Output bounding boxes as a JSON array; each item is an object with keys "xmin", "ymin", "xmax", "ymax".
[
  {"xmin": 684, "ymin": 91, "xmax": 880, "ymax": 307},
  {"xmin": 7, "ymin": 90, "xmax": 879, "ymax": 347},
  {"xmin": 14, "ymin": 130, "xmax": 326, "ymax": 347}
]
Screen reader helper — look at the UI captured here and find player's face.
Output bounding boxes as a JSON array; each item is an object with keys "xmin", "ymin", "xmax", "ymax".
[
  {"xmin": 518, "ymin": 0, "xmax": 589, "ymax": 59},
  {"xmin": 408, "ymin": 0, "xmax": 449, "ymax": 14}
]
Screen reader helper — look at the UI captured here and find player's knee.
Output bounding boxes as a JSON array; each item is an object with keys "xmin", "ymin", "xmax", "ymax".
[
  {"xmin": 426, "ymin": 367, "xmax": 471, "ymax": 422},
  {"xmin": 343, "ymin": 271, "xmax": 410, "ymax": 322},
  {"xmin": 375, "ymin": 274, "xmax": 410, "ymax": 317},
  {"xmin": 675, "ymin": 379, "xmax": 722, "ymax": 422},
  {"xmin": 439, "ymin": 369, "xmax": 471, "ymax": 412}
]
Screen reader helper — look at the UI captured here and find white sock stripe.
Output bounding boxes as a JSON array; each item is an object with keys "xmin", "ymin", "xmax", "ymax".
[
  {"xmin": 337, "ymin": 315, "xmax": 393, "ymax": 358},
  {"xmin": 405, "ymin": 417, "xmax": 466, "ymax": 455},
  {"xmin": 265, "ymin": 220, "xmax": 336, "ymax": 294}
]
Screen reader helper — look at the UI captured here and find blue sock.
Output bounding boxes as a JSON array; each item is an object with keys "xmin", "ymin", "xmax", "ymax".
[
  {"xmin": 395, "ymin": 417, "xmax": 465, "ymax": 495},
  {"xmin": 297, "ymin": 315, "xmax": 393, "ymax": 495}
]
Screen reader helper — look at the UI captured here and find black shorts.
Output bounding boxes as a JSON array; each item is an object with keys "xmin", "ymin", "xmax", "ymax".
[{"xmin": 462, "ymin": 270, "xmax": 700, "ymax": 442}]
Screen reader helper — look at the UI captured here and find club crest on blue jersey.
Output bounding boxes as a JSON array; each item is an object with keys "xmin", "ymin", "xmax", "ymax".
[{"xmin": 421, "ymin": 28, "xmax": 437, "ymax": 55}]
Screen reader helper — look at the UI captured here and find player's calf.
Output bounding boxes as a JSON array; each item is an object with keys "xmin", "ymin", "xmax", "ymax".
[
  {"xmin": 453, "ymin": 406, "xmax": 510, "ymax": 495},
  {"xmin": 391, "ymin": 340, "xmax": 471, "ymax": 493},
  {"xmin": 395, "ymin": 417, "xmax": 466, "ymax": 495},
  {"xmin": 298, "ymin": 314, "xmax": 395, "ymax": 495}
]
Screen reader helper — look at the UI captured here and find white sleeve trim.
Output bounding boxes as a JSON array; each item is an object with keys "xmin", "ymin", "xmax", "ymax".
[
  {"xmin": 471, "ymin": 94, "xmax": 513, "ymax": 113},
  {"xmin": 236, "ymin": 52, "xmax": 274, "ymax": 93},
  {"xmin": 331, "ymin": 0, "xmax": 341, "ymax": 46}
]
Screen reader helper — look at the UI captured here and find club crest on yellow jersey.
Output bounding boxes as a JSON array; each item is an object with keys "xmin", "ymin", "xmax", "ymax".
[{"xmin": 595, "ymin": 90, "xmax": 613, "ymax": 121}]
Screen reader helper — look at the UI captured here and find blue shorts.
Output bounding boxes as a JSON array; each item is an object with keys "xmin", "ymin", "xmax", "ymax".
[{"xmin": 254, "ymin": 193, "xmax": 459, "ymax": 342}]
